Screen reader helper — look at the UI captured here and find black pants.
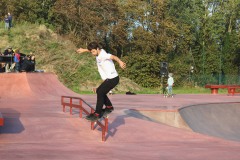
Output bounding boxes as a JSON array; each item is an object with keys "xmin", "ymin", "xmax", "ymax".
[{"xmin": 95, "ymin": 76, "xmax": 119, "ymax": 114}]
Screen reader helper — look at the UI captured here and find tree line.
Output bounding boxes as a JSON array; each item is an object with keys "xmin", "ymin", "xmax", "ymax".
[{"xmin": 1, "ymin": 0, "xmax": 240, "ymax": 87}]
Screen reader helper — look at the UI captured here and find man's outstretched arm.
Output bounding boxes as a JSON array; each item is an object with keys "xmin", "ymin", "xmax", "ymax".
[
  {"xmin": 76, "ymin": 48, "xmax": 89, "ymax": 54},
  {"xmin": 110, "ymin": 55, "xmax": 126, "ymax": 70}
]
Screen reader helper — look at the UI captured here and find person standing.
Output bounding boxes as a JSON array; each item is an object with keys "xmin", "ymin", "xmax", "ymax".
[
  {"xmin": 29, "ymin": 53, "xmax": 36, "ymax": 72},
  {"xmin": 4, "ymin": 15, "xmax": 9, "ymax": 30},
  {"xmin": 3, "ymin": 47, "xmax": 14, "ymax": 72},
  {"xmin": 13, "ymin": 49, "xmax": 21, "ymax": 72},
  {"xmin": 77, "ymin": 42, "xmax": 126, "ymax": 121},
  {"xmin": 167, "ymin": 73, "xmax": 174, "ymax": 97},
  {"xmin": 0, "ymin": 48, "xmax": 4, "ymax": 72},
  {"xmin": 20, "ymin": 55, "xmax": 31, "ymax": 72},
  {"xmin": 3, "ymin": 47, "xmax": 14, "ymax": 56},
  {"xmin": 8, "ymin": 13, "xmax": 13, "ymax": 28}
]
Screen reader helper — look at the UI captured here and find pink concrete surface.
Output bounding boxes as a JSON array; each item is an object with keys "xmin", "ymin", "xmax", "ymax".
[{"xmin": 0, "ymin": 72, "xmax": 240, "ymax": 160}]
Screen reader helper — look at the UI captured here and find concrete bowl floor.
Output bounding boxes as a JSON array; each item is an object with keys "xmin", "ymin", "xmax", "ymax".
[{"xmin": 0, "ymin": 73, "xmax": 240, "ymax": 160}]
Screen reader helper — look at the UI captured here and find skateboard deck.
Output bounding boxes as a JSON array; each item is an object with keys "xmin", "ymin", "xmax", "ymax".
[
  {"xmin": 84, "ymin": 109, "xmax": 111, "ymax": 122},
  {"xmin": 164, "ymin": 94, "xmax": 173, "ymax": 98},
  {"xmin": 102, "ymin": 109, "xmax": 111, "ymax": 118}
]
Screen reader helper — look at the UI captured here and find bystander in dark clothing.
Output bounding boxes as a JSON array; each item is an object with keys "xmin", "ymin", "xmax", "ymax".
[
  {"xmin": 20, "ymin": 56, "xmax": 31, "ymax": 72},
  {"xmin": 3, "ymin": 47, "xmax": 14, "ymax": 55},
  {"xmin": 4, "ymin": 15, "xmax": 9, "ymax": 30},
  {"xmin": 20, "ymin": 55, "xmax": 35, "ymax": 72},
  {"xmin": 3, "ymin": 47, "xmax": 14, "ymax": 72},
  {"xmin": 8, "ymin": 13, "xmax": 13, "ymax": 28},
  {"xmin": 0, "ymin": 48, "xmax": 2, "ymax": 62},
  {"xmin": 0, "ymin": 63, "xmax": 5, "ymax": 72},
  {"xmin": 29, "ymin": 55, "xmax": 36, "ymax": 71}
]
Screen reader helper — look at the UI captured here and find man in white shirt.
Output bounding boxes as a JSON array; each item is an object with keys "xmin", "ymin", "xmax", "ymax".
[{"xmin": 77, "ymin": 42, "xmax": 126, "ymax": 121}]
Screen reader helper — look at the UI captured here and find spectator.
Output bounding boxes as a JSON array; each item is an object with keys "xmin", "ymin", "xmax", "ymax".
[
  {"xmin": 8, "ymin": 13, "xmax": 13, "ymax": 28},
  {"xmin": 13, "ymin": 49, "xmax": 21, "ymax": 72},
  {"xmin": 3, "ymin": 47, "xmax": 14, "ymax": 72},
  {"xmin": 19, "ymin": 52, "xmax": 26, "ymax": 66},
  {"xmin": 20, "ymin": 55, "xmax": 30, "ymax": 72},
  {"xmin": 0, "ymin": 63, "xmax": 5, "ymax": 72},
  {"xmin": 4, "ymin": 15, "xmax": 9, "ymax": 30},
  {"xmin": 20, "ymin": 55, "xmax": 35, "ymax": 72},
  {"xmin": 3, "ymin": 47, "xmax": 14, "ymax": 56},
  {"xmin": 167, "ymin": 73, "xmax": 174, "ymax": 97},
  {"xmin": 29, "ymin": 54, "xmax": 36, "ymax": 72},
  {"xmin": 0, "ymin": 49, "xmax": 4, "ymax": 73},
  {"xmin": 0, "ymin": 48, "xmax": 2, "ymax": 61}
]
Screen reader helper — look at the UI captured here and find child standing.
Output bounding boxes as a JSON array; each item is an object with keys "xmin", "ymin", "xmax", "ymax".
[
  {"xmin": 167, "ymin": 73, "xmax": 174, "ymax": 97},
  {"xmin": 77, "ymin": 42, "xmax": 126, "ymax": 121},
  {"xmin": 14, "ymin": 49, "xmax": 21, "ymax": 72}
]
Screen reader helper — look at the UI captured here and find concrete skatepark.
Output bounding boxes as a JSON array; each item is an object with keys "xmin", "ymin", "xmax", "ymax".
[{"xmin": 0, "ymin": 73, "xmax": 240, "ymax": 160}]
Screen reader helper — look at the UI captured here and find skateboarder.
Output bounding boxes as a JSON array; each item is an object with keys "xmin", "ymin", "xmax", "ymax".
[{"xmin": 77, "ymin": 42, "xmax": 126, "ymax": 121}]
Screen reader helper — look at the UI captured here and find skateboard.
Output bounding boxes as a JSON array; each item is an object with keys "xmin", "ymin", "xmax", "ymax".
[
  {"xmin": 164, "ymin": 94, "xmax": 173, "ymax": 98},
  {"xmin": 101, "ymin": 108, "xmax": 112, "ymax": 118},
  {"xmin": 85, "ymin": 109, "xmax": 111, "ymax": 122},
  {"xmin": 163, "ymin": 86, "xmax": 174, "ymax": 98}
]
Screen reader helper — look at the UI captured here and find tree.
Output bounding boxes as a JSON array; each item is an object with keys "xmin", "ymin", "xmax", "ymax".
[{"xmin": 52, "ymin": 0, "xmax": 127, "ymax": 56}]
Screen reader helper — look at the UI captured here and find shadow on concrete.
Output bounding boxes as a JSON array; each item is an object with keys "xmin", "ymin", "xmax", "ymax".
[
  {"xmin": 0, "ymin": 108, "xmax": 24, "ymax": 134},
  {"xmin": 99, "ymin": 109, "xmax": 156, "ymax": 140}
]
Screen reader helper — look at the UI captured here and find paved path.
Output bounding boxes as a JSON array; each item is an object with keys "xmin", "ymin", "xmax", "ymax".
[{"xmin": 0, "ymin": 73, "xmax": 239, "ymax": 160}]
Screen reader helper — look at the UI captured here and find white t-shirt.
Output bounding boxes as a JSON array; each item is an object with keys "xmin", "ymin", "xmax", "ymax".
[
  {"xmin": 96, "ymin": 49, "xmax": 118, "ymax": 80},
  {"xmin": 167, "ymin": 76, "xmax": 174, "ymax": 86}
]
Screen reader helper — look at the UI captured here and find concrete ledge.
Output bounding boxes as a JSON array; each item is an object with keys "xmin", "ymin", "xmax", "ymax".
[{"xmin": 133, "ymin": 110, "xmax": 191, "ymax": 131}]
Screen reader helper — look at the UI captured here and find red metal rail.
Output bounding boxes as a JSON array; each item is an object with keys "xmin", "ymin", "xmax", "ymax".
[
  {"xmin": 205, "ymin": 84, "xmax": 240, "ymax": 94},
  {"xmin": 228, "ymin": 86, "xmax": 240, "ymax": 96},
  {"xmin": 0, "ymin": 112, "xmax": 4, "ymax": 126},
  {"xmin": 61, "ymin": 96, "xmax": 108, "ymax": 142}
]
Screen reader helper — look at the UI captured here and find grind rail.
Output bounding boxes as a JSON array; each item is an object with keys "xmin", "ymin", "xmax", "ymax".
[
  {"xmin": 0, "ymin": 112, "xmax": 3, "ymax": 126},
  {"xmin": 61, "ymin": 96, "xmax": 109, "ymax": 142}
]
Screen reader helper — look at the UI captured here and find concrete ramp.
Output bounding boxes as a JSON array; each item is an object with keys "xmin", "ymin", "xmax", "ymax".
[
  {"xmin": 179, "ymin": 102, "xmax": 240, "ymax": 141},
  {"xmin": 0, "ymin": 72, "xmax": 78, "ymax": 99},
  {"xmin": 0, "ymin": 73, "xmax": 33, "ymax": 98}
]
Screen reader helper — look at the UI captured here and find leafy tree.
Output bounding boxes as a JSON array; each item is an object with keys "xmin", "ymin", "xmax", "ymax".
[
  {"xmin": 52, "ymin": 0, "xmax": 127, "ymax": 56},
  {"xmin": 118, "ymin": 52, "xmax": 165, "ymax": 88},
  {"xmin": 1, "ymin": 0, "xmax": 239, "ymax": 87}
]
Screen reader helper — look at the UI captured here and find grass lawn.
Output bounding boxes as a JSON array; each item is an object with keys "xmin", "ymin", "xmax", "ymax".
[
  {"xmin": 134, "ymin": 86, "xmax": 228, "ymax": 94},
  {"xmin": 77, "ymin": 86, "xmax": 229, "ymax": 95}
]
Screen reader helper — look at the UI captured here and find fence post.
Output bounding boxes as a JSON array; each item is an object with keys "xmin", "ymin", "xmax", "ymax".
[
  {"xmin": 79, "ymin": 99, "xmax": 83, "ymax": 118},
  {"xmin": 70, "ymin": 98, "xmax": 73, "ymax": 115}
]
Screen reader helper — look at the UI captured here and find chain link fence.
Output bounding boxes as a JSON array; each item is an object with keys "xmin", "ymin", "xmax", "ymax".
[{"xmin": 178, "ymin": 74, "xmax": 240, "ymax": 87}]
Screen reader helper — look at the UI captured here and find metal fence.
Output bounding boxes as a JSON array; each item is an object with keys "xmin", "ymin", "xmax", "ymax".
[{"xmin": 179, "ymin": 74, "xmax": 240, "ymax": 87}]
